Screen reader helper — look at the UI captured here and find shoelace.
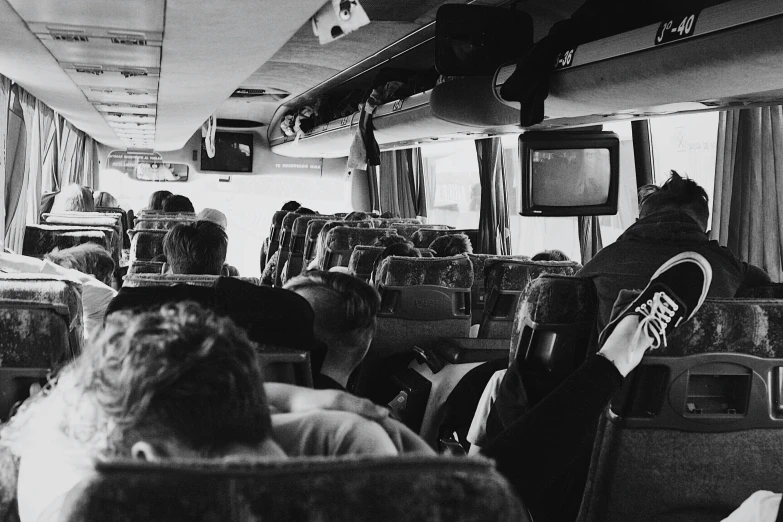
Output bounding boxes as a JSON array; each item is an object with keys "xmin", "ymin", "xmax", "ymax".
[{"xmin": 631, "ymin": 291, "xmax": 679, "ymax": 354}]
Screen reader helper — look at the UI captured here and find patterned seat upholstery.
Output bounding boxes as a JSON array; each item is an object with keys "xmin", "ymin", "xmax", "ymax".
[
  {"xmin": 138, "ymin": 210, "xmax": 196, "ymax": 218},
  {"xmin": 61, "ymin": 456, "xmax": 525, "ymax": 522},
  {"xmin": 479, "ymin": 259, "xmax": 581, "ymax": 339},
  {"xmin": 390, "ymin": 223, "xmax": 451, "ymax": 239},
  {"xmin": 0, "ymin": 274, "xmax": 83, "ymax": 420},
  {"xmin": 96, "ymin": 206, "xmax": 131, "ymax": 249},
  {"xmin": 134, "ymin": 214, "xmax": 197, "ymax": 230},
  {"xmin": 410, "ymin": 228, "xmax": 479, "ymax": 250},
  {"xmin": 23, "ymin": 225, "xmax": 113, "ymax": 260},
  {"xmin": 373, "ymin": 217, "xmax": 422, "ymax": 227},
  {"xmin": 735, "ymin": 283, "xmax": 783, "ymax": 298},
  {"xmin": 284, "ymin": 215, "xmax": 336, "ymax": 280},
  {"xmin": 123, "ymin": 274, "xmax": 261, "ymax": 288},
  {"xmin": 126, "ymin": 261, "xmax": 164, "ymax": 275},
  {"xmin": 276, "ymin": 214, "xmax": 329, "ymax": 285},
  {"xmin": 467, "ymin": 254, "xmax": 529, "ymax": 325},
  {"xmin": 302, "ymin": 218, "xmax": 331, "ymax": 270},
  {"xmin": 348, "ymin": 247, "xmax": 434, "ymax": 282},
  {"xmin": 128, "ymin": 229, "xmax": 168, "ymax": 263},
  {"xmin": 320, "ymin": 227, "xmax": 395, "ymax": 270},
  {"xmin": 41, "ymin": 213, "xmax": 123, "ymax": 269},
  {"xmin": 264, "ymin": 210, "xmax": 289, "ymax": 269},
  {"xmin": 578, "ymin": 297, "xmax": 783, "ymax": 522}
]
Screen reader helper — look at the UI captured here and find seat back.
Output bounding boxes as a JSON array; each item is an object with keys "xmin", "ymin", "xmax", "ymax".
[
  {"xmin": 40, "ymin": 212, "xmax": 123, "ymax": 273},
  {"xmin": 479, "ymin": 259, "xmax": 581, "ymax": 339},
  {"xmin": 578, "ymin": 298, "xmax": 783, "ymax": 522},
  {"xmin": 467, "ymin": 254, "xmax": 528, "ymax": 325},
  {"xmin": 62, "ymin": 456, "xmax": 525, "ymax": 522},
  {"xmin": 285, "ymin": 215, "xmax": 337, "ymax": 280},
  {"xmin": 320, "ymin": 227, "xmax": 396, "ymax": 270},
  {"xmin": 265, "ymin": 210, "xmax": 289, "ymax": 267},
  {"xmin": 302, "ymin": 218, "xmax": 331, "ymax": 270},
  {"xmin": 128, "ymin": 229, "xmax": 168, "ymax": 262},
  {"xmin": 410, "ymin": 228, "xmax": 479, "ymax": 250},
  {"xmin": 276, "ymin": 213, "xmax": 328, "ymax": 286},
  {"xmin": 373, "ymin": 217, "xmax": 422, "ymax": 227},
  {"xmin": 312, "ymin": 220, "xmax": 374, "ymax": 267},
  {"xmin": 736, "ymin": 283, "xmax": 783, "ymax": 298},
  {"xmin": 134, "ymin": 213, "xmax": 198, "ymax": 230},
  {"xmin": 97, "ymin": 206, "xmax": 131, "ymax": 248},
  {"xmin": 390, "ymin": 223, "xmax": 451, "ymax": 239},
  {"xmin": 126, "ymin": 261, "xmax": 164, "ymax": 275},
  {"xmin": 0, "ymin": 274, "xmax": 84, "ymax": 420},
  {"xmin": 348, "ymin": 246, "xmax": 432, "ymax": 282},
  {"xmin": 123, "ymin": 274, "xmax": 261, "ymax": 288},
  {"xmin": 23, "ymin": 224, "xmax": 114, "ymax": 260},
  {"xmin": 371, "ymin": 255, "xmax": 474, "ymax": 361}
]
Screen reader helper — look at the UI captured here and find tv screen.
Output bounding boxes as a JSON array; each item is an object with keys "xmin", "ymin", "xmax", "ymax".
[
  {"xmin": 519, "ymin": 131, "xmax": 619, "ymax": 216},
  {"xmin": 201, "ymin": 131, "xmax": 253, "ymax": 173}
]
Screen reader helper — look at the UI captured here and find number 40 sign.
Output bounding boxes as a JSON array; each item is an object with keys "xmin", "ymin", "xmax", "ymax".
[{"xmin": 655, "ymin": 12, "xmax": 699, "ymax": 45}]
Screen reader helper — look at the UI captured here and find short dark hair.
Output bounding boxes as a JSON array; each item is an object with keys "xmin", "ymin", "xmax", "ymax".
[
  {"xmin": 429, "ymin": 234, "xmax": 473, "ymax": 257},
  {"xmin": 163, "ymin": 221, "xmax": 228, "ymax": 275},
  {"xmin": 345, "ymin": 211, "xmax": 371, "ymax": 221},
  {"xmin": 372, "ymin": 235, "xmax": 411, "ymax": 249},
  {"xmin": 85, "ymin": 302, "xmax": 272, "ymax": 455},
  {"xmin": 281, "ymin": 201, "xmax": 301, "ymax": 212},
  {"xmin": 285, "ymin": 270, "xmax": 380, "ymax": 342},
  {"xmin": 148, "ymin": 190, "xmax": 173, "ymax": 211},
  {"xmin": 162, "ymin": 194, "xmax": 195, "ymax": 213},
  {"xmin": 638, "ymin": 171, "xmax": 709, "ymax": 226},
  {"xmin": 45, "ymin": 243, "xmax": 116, "ymax": 285},
  {"xmin": 296, "ymin": 207, "xmax": 317, "ymax": 215},
  {"xmin": 531, "ymin": 249, "xmax": 570, "ymax": 262},
  {"xmin": 372, "ymin": 243, "xmax": 421, "ymax": 278}
]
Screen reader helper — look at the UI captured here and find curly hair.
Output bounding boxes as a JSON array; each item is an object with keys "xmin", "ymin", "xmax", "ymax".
[
  {"xmin": 82, "ymin": 302, "xmax": 271, "ymax": 455},
  {"xmin": 429, "ymin": 233, "xmax": 473, "ymax": 257},
  {"xmin": 51, "ymin": 184, "xmax": 95, "ymax": 213},
  {"xmin": 45, "ymin": 243, "xmax": 115, "ymax": 285},
  {"xmin": 638, "ymin": 170, "xmax": 709, "ymax": 227}
]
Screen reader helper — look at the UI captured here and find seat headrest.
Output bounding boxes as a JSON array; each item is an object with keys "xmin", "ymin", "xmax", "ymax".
[
  {"xmin": 410, "ymin": 228, "xmax": 478, "ymax": 249},
  {"xmin": 467, "ymin": 254, "xmax": 530, "ymax": 283},
  {"xmin": 23, "ymin": 225, "xmax": 112, "ymax": 257},
  {"xmin": 392, "ymin": 224, "xmax": 450, "ymax": 239},
  {"xmin": 293, "ymin": 215, "xmax": 334, "ymax": 236},
  {"xmin": 124, "ymin": 274, "xmax": 261, "ymax": 288},
  {"xmin": 325, "ymin": 227, "xmax": 396, "ymax": 252},
  {"xmin": 661, "ymin": 298, "xmax": 783, "ymax": 357},
  {"xmin": 376, "ymin": 255, "xmax": 474, "ymax": 289},
  {"xmin": 305, "ymin": 219, "xmax": 330, "ymax": 239},
  {"xmin": 348, "ymin": 246, "xmax": 384, "ymax": 275},
  {"xmin": 61, "ymin": 456, "xmax": 523, "ymax": 522},
  {"xmin": 127, "ymin": 261, "xmax": 164, "ymax": 275},
  {"xmin": 42, "ymin": 213, "xmax": 120, "ymax": 227},
  {"xmin": 485, "ymin": 259, "xmax": 582, "ymax": 292}
]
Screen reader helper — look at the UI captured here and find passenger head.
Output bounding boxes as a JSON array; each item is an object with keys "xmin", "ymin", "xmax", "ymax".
[
  {"xmin": 147, "ymin": 190, "xmax": 173, "ymax": 211},
  {"xmin": 285, "ymin": 271, "xmax": 380, "ymax": 388},
  {"xmin": 84, "ymin": 302, "xmax": 274, "ymax": 458},
  {"xmin": 281, "ymin": 201, "xmax": 301, "ymax": 212},
  {"xmin": 45, "ymin": 243, "xmax": 116, "ymax": 286},
  {"xmin": 162, "ymin": 194, "xmax": 195, "ymax": 213},
  {"xmin": 345, "ymin": 211, "xmax": 371, "ymax": 221},
  {"xmin": 370, "ymin": 243, "xmax": 421, "ymax": 287},
  {"xmin": 531, "ymin": 249, "xmax": 570, "ymax": 262},
  {"xmin": 51, "ymin": 184, "xmax": 95, "ymax": 213},
  {"xmin": 163, "ymin": 221, "xmax": 228, "ymax": 275},
  {"xmin": 197, "ymin": 208, "xmax": 228, "ymax": 230},
  {"xmin": 296, "ymin": 207, "xmax": 317, "ymax": 215},
  {"xmin": 429, "ymin": 233, "xmax": 473, "ymax": 257},
  {"xmin": 638, "ymin": 171, "xmax": 710, "ymax": 231},
  {"xmin": 372, "ymin": 235, "xmax": 411, "ymax": 249},
  {"xmin": 93, "ymin": 191, "xmax": 120, "ymax": 209}
]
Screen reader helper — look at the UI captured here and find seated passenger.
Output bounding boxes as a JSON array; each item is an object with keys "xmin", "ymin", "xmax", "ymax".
[
  {"xmin": 372, "ymin": 235, "xmax": 411, "ymax": 249},
  {"xmin": 530, "ymin": 249, "xmax": 570, "ymax": 262},
  {"xmin": 578, "ymin": 171, "xmax": 770, "ymax": 333},
  {"xmin": 0, "ymin": 249, "xmax": 117, "ymax": 338},
  {"xmin": 92, "ymin": 191, "xmax": 120, "ymax": 209},
  {"xmin": 429, "ymin": 233, "xmax": 473, "ymax": 257},
  {"xmin": 197, "ymin": 208, "xmax": 228, "ymax": 230},
  {"xmin": 51, "ymin": 184, "xmax": 95, "ymax": 213},
  {"xmin": 45, "ymin": 243, "xmax": 115, "ymax": 287},
  {"xmin": 2, "ymin": 302, "xmax": 428, "ymax": 522},
  {"xmin": 344, "ymin": 211, "xmax": 372, "ymax": 222},
  {"xmin": 163, "ymin": 221, "xmax": 227, "ymax": 275},
  {"xmin": 147, "ymin": 190, "xmax": 172, "ymax": 211},
  {"xmin": 162, "ymin": 194, "xmax": 195, "ymax": 213},
  {"xmin": 261, "ymin": 207, "xmax": 316, "ymax": 285},
  {"xmin": 284, "ymin": 271, "xmax": 380, "ymax": 391},
  {"xmin": 369, "ymin": 243, "xmax": 421, "ymax": 287}
]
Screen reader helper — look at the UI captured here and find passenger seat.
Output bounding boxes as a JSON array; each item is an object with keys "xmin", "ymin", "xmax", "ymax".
[
  {"xmin": 23, "ymin": 224, "xmax": 114, "ymax": 259},
  {"xmin": 128, "ymin": 229, "xmax": 168, "ymax": 263},
  {"xmin": 467, "ymin": 254, "xmax": 529, "ymax": 325},
  {"xmin": 348, "ymin": 246, "xmax": 433, "ymax": 282},
  {"xmin": 410, "ymin": 228, "xmax": 479, "ymax": 250},
  {"xmin": 317, "ymin": 227, "xmax": 396, "ymax": 270}
]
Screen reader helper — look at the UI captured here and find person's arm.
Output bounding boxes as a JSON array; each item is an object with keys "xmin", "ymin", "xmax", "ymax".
[
  {"xmin": 0, "ymin": 251, "xmax": 48, "ymax": 273},
  {"xmin": 721, "ymin": 491, "xmax": 782, "ymax": 522},
  {"xmin": 263, "ymin": 382, "xmax": 389, "ymax": 420}
]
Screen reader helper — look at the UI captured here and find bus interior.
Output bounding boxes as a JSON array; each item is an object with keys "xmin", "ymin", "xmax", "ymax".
[{"xmin": 1, "ymin": 0, "xmax": 783, "ymax": 520}]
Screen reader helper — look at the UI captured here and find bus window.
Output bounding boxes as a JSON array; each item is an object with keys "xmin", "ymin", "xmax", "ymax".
[
  {"xmin": 649, "ymin": 112, "xmax": 719, "ymax": 214},
  {"xmin": 598, "ymin": 121, "xmax": 638, "ymax": 246},
  {"xmin": 419, "ymin": 141, "xmax": 480, "ymax": 229}
]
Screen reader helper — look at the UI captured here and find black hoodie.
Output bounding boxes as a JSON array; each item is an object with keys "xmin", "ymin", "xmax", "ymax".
[{"xmin": 578, "ymin": 211, "xmax": 770, "ymax": 332}]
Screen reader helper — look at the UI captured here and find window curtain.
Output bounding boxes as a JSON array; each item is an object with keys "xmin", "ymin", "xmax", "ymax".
[
  {"xmin": 475, "ymin": 138, "xmax": 511, "ymax": 255},
  {"xmin": 20, "ymin": 91, "xmax": 55, "ymax": 225},
  {"xmin": 378, "ymin": 148, "xmax": 427, "ymax": 218},
  {"xmin": 0, "ymin": 76, "xmax": 11, "ymax": 250},
  {"xmin": 58, "ymin": 118, "xmax": 98, "ymax": 189},
  {"xmin": 578, "ymin": 216, "xmax": 603, "ymax": 265},
  {"xmin": 4, "ymin": 87, "xmax": 28, "ymax": 252},
  {"xmin": 711, "ymin": 107, "xmax": 783, "ymax": 282}
]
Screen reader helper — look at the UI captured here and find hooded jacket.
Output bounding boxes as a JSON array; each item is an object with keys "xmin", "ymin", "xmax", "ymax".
[{"xmin": 577, "ymin": 210, "xmax": 770, "ymax": 332}]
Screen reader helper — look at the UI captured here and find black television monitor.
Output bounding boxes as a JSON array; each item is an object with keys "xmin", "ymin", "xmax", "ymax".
[
  {"xmin": 519, "ymin": 131, "xmax": 620, "ymax": 217},
  {"xmin": 201, "ymin": 131, "xmax": 253, "ymax": 173}
]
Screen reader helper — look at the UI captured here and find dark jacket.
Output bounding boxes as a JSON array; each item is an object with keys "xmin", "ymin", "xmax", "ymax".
[{"xmin": 577, "ymin": 211, "xmax": 770, "ymax": 333}]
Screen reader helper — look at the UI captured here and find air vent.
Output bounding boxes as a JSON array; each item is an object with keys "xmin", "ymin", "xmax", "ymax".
[
  {"xmin": 231, "ymin": 88, "xmax": 267, "ymax": 98},
  {"xmin": 110, "ymin": 35, "xmax": 148, "ymax": 46},
  {"xmin": 121, "ymin": 69, "xmax": 148, "ymax": 78},
  {"xmin": 74, "ymin": 66, "xmax": 103, "ymax": 76},
  {"xmin": 127, "ymin": 90, "xmax": 151, "ymax": 96},
  {"xmin": 51, "ymin": 32, "xmax": 89, "ymax": 43},
  {"xmin": 108, "ymin": 112, "xmax": 124, "ymax": 118}
]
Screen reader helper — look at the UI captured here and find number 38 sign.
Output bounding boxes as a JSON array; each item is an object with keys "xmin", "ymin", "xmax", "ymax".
[{"xmin": 655, "ymin": 12, "xmax": 700, "ymax": 45}]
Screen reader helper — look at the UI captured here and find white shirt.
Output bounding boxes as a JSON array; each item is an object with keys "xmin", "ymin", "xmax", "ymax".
[
  {"xmin": 467, "ymin": 369, "xmax": 507, "ymax": 450},
  {"xmin": 721, "ymin": 491, "xmax": 782, "ymax": 522}
]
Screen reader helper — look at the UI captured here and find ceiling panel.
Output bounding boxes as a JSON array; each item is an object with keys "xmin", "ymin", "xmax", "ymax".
[
  {"xmin": 9, "ymin": 0, "xmax": 165, "ymax": 33},
  {"xmin": 39, "ymin": 39, "xmax": 161, "ymax": 69}
]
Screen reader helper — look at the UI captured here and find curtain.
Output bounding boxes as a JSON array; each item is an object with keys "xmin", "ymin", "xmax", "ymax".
[
  {"xmin": 578, "ymin": 216, "xmax": 603, "ymax": 265},
  {"xmin": 58, "ymin": 118, "xmax": 86, "ymax": 187},
  {"xmin": 0, "ymin": 75, "xmax": 7, "ymax": 250},
  {"xmin": 378, "ymin": 149, "xmax": 427, "ymax": 218},
  {"xmin": 41, "ymin": 113, "xmax": 59, "ymax": 194},
  {"xmin": 475, "ymin": 138, "xmax": 511, "ymax": 255},
  {"xmin": 21, "ymin": 92, "xmax": 55, "ymax": 225},
  {"xmin": 4, "ymin": 87, "xmax": 28, "ymax": 252},
  {"xmin": 711, "ymin": 107, "xmax": 783, "ymax": 282}
]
